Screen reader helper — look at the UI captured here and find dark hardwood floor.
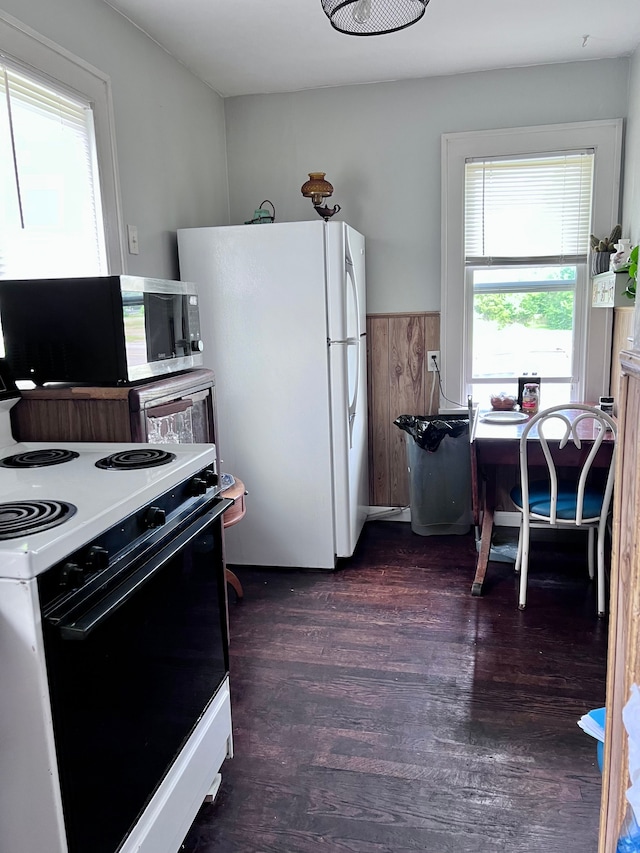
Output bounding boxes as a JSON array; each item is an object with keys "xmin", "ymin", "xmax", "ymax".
[{"xmin": 182, "ymin": 521, "xmax": 608, "ymax": 853}]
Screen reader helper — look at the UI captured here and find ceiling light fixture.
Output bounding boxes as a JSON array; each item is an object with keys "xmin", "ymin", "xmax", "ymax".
[{"xmin": 320, "ymin": 0, "xmax": 429, "ymax": 36}]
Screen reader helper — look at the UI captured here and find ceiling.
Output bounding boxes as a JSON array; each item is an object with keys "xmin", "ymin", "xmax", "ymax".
[{"xmin": 104, "ymin": 0, "xmax": 640, "ymax": 98}]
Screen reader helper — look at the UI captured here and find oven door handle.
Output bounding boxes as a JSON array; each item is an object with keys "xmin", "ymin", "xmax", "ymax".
[
  {"xmin": 56, "ymin": 500, "xmax": 232, "ymax": 641},
  {"xmin": 146, "ymin": 399, "xmax": 193, "ymax": 418}
]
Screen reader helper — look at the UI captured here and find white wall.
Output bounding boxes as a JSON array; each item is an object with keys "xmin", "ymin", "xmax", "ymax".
[
  {"xmin": 0, "ymin": 0, "xmax": 230, "ymax": 280},
  {"xmin": 224, "ymin": 60, "xmax": 630, "ymax": 314},
  {"xmin": 623, "ymin": 49, "xmax": 640, "ymax": 245},
  {"xmin": 0, "ymin": 3, "xmax": 632, "ymax": 316},
  {"xmin": 622, "ymin": 46, "xmax": 640, "ymax": 346}
]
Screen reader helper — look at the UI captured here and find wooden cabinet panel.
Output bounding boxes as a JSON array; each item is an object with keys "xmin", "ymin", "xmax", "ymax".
[
  {"xmin": 600, "ymin": 349, "xmax": 640, "ymax": 851},
  {"xmin": 611, "ymin": 308, "xmax": 634, "ymax": 404}
]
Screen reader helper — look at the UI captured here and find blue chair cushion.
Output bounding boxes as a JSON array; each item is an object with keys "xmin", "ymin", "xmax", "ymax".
[{"xmin": 510, "ymin": 479, "xmax": 605, "ymax": 520}]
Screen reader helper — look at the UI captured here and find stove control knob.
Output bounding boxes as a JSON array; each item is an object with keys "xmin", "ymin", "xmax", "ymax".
[
  {"xmin": 60, "ymin": 562, "xmax": 85, "ymax": 589},
  {"xmin": 191, "ymin": 339, "xmax": 204, "ymax": 352},
  {"xmin": 204, "ymin": 469, "xmax": 219, "ymax": 488},
  {"xmin": 189, "ymin": 477, "xmax": 207, "ymax": 496},
  {"xmin": 144, "ymin": 506, "xmax": 166, "ymax": 529},
  {"xmin": 85, "ymin": 545, "xmax": 109, "ymax": 572}
]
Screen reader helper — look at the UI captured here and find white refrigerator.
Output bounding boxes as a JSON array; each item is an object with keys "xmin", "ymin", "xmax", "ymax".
[{"xmin": 177, "ymin": 220, "xmax": 368, "ymax": 569}]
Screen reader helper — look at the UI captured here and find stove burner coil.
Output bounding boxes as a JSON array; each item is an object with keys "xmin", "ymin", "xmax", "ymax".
[
  {"xmin": 0, "ymin": 500, "xmax": 77, "ymax": 539},
  {"xmin": 0, "ymin": 449, "xmax": 80, "ymax": 468},
  {"xmin": 95, "ymin": 448, "xmax": 177, "ymax": 470}
]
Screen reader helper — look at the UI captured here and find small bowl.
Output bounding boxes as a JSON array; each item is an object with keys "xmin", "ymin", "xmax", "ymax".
[{"xmin": 490, "ymin": 394, "xmax": 517, "ymax": 412}]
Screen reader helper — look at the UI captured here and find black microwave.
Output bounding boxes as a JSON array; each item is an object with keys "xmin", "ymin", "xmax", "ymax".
[{"xmin": 0, "ymin": 275, "xmax": 204, "ymax": 385}]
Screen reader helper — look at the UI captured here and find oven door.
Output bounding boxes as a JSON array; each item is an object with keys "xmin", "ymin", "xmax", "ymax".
[{"xmin": 39, "ymin": 499, "xmax": 230, "ymax": 853}]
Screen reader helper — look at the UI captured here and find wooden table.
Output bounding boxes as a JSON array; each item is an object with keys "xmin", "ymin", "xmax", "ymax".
[{"xmin": 470, "ymin": 408, "xmax": 615, "ymax": 596}]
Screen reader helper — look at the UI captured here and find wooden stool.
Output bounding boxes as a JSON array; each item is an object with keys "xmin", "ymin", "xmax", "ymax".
[{"xmin": 222, "ymin": 476, "xmax": 246, "ymax": 600}]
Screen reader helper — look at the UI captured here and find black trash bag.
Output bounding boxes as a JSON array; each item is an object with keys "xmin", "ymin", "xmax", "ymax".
[{"xmin": 394, "ymin": 414, "xmax": 469, "ymax": 452}]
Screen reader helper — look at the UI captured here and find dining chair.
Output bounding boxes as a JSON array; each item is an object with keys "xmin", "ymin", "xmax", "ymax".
[{"xmin": 510, "ymin": 403, "xmax": 617, "ymax": 616}]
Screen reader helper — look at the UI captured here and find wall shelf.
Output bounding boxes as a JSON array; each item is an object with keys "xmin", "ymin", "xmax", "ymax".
[{"xmin": 592, "ymin": 270, "xmax": 634, "ymax": 308}]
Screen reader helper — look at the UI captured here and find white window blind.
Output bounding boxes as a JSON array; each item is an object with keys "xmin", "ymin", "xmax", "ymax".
[
  {"xmin": 464, "ymin": 151, "xmax": 595, "ymax": 266},
  {"xmin": 0, "ymin": 58, "xmax": 107, "ymax": 278}
]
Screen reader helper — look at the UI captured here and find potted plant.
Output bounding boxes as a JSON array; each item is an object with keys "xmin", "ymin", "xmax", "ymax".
[
  {"xmin": 625, "ymin": 245, "xmax": 638, "ymax": 300},
  {"xmin": 590, "ymin": 225, "xmax": 622, "ymax": 275}
]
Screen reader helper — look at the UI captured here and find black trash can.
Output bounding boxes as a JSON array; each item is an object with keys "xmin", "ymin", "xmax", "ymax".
[{"xmin": 394, "ymin": 414, "xmax": 472, "ymax": 536}]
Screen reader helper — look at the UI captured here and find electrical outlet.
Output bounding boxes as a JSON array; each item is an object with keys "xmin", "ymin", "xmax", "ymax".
[
  {"xmin": 427, "ymin": 351, "xmax": 440, "ymax": 372},
  {"xmin": 127, "ymin": 224, "xmax": 139, "ymax": 255}
]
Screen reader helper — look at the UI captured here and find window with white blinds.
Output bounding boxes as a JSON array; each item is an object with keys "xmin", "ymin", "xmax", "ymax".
[
  {"xmin": 464, "ymin": 151, "xmax": 595, "ymax": 265},
  {"xmin": 0, "ymin": 59, "xmax": 107, "ymax": 279},
  {"xmin": 441, "ymin": 121, "xmax": 622, "ymax": 408},
  {"xmin": 461, "ymin": 150, "xmax": 599, "ymax": 405}
]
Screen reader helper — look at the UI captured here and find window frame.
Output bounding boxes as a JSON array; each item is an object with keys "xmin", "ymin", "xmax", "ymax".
[
  {"xmin": 0, "ymin": 9, "xmax": 124, "ymax": 275},
  {"xmin": 441, "ymin": 120, "xmax": 623, "ymax": 409}
]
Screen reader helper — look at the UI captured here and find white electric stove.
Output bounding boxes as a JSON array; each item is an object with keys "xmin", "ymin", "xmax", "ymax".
[
  {"xmin": 0, "ymin": 436, "xmax": 220, "ymax": 578},
  {"xmin": 0, "ymin": 363, "xmax": 233, "ymax": 853}
]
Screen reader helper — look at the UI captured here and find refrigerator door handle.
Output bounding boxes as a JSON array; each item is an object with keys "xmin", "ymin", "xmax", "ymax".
[
  {"xmin": 327, "ymin": 337, "xmax": 358, "ymax": 345},
  {"xmin": 345, "ymin": 229, "xmax": 363, "ymax": 340},
  {"xmin": 328, "ymin": 334, "xmax": 365, "ymax": 447},
  {"xmin": 343, "ymin": 230, "xmax": 363, "ymax": 449},
  {"xmin": 346, "ymin": 337, "xmax": 359, "ymax": 449}
]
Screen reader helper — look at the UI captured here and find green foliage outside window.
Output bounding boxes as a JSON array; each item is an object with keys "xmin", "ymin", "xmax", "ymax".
[{"xmin": 475, "ymin": 291, "xmax": 574, "ymax": 330}]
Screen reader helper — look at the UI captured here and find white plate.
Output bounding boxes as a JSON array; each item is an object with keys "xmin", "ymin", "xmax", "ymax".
[{"xmin": 481, "ymin": 411, "xmax": 529, "ymax": 424}]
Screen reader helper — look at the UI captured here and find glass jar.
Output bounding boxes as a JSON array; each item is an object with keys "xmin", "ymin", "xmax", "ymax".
[{"xmin": 521, "ymin": 383, "xmax": 540, "ymax": 416}]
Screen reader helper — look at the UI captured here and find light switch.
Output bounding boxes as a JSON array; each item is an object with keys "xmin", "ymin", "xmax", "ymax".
[{"xmin": 127, "ymin": 224, "xmax": 139, "ymax": 255}]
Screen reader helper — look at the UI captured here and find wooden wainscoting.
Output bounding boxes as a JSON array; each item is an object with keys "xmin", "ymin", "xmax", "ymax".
[{"xmin": 366, "ymin": 312, "xmax": 440, "ymax": 507}]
